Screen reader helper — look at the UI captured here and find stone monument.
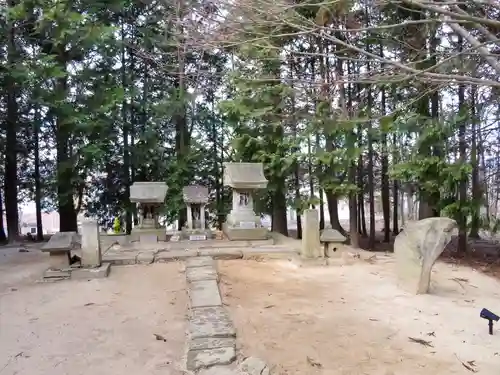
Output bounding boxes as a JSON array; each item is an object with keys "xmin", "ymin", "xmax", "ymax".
[
  {"xmin": 222, "ymin": 162, "xmax": 269, "ymax": 241},
  {"xmin": 130, "ymin": 181, "xmax": 168, "ymax": 242},
  {"xmin": 301, "ymin": 209, "xmax": 322, "ymax": 258},
  {"xmin": 394, "ymin": 217, "xmax": 457, "ymax": 294},
  {"xmin": 182, "ymin": 185, "xmax": 212, "ymax": 240}
]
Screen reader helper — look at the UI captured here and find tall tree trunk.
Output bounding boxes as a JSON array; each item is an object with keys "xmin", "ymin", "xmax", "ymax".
[
  {"xmin": 380, "ymin": 86, "xmax": 390, "ymax": 242},
  {"xmin": 34, "ymin": 99, "xmax": 44, "ymax": 241},
  {"xmin": 175, "ymin": 0, "xmax": 189, "ymax": 230},
  {"xmin": 469, "ymin": 86, "xmax": 480, "ymax": 238},
  {"xmin": 457, "ymin": 39, "xmax": 468, "ymax": 253},
  {"xmin": 367, "ymin": 100, "xmax": 375, "ymax": 249},
  {"xmin": 121, "ymin": 19, "xmax": 132, "ymax": 234},
  {"xmin": 55, "ymin": 47, "xmax": 77, "ymax": 232},
  {"xmin": 272, "ymin": 182, "xmax": 288, "ymax": 235},
  {"xmin": 392, "ymin": 133, "xmax": 400, "ymax": 235},
  {"xmin": 0, "ymin": 189, "xmax": 6, "ymax": 242},
  {"xmin": 289, "ymin": 56, "xmax": 302, "ymax": 239},
  {"xmin": 5, "ymin": 0, "xmax": 20, "ymax": 242},
  {"xmin": 357, "ymin": 148, "xmax": 367, "ymax": 237},
  {"xmin": 317, "ymin": 132, "xmax": 324, "ymax": 230}
]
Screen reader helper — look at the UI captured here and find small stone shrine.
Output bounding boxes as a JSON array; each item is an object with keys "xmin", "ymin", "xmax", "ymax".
[
  {"xmin": 222, "ymin": 162, "xmax": 269, "ymax": 241},
  {"xmin": 130, "ymin": 181, "xmax": 168, "ymax": 242},
  {"xmin": 182, "ymin": 185, "xmax": 212, "ymax": 240}
]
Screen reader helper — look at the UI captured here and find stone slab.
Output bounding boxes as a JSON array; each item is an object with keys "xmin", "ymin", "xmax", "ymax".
[
  {"xmin": 198, "ymin": 248, "xmax": 243, "ymax": 260},
  {"xmin": 44, "ymin": 269, "xmax": 71, "ymax": 279},
  {"xmin": 41, "ymin": 231, "xmax": 77, "ymax": 253},
  {"xmin": 186, "ymin": 347, "xmax": 236, "ymax": 371},
  {"xmin": 155, "ymin": 249, "xmax": 198, "ymax": 262},
  {"xmin": 136, "ymin": 252, "xmax": 155, "ymax": 264},
  {"xmin": 223, "ymin": 224, "xmax": 269, "ymax": 241},
  {"xmin": 139, "ymin": 234, "xmax": 158, "ymax": 243},
  {"xmin": 198, "ymin": 366, "xmax": 237, "ymax": 375},
  {"xmin": 190, "ymin": 234, "xmax": 207, "ymax": 241},
  {"xmin": 186, "ymin": 256, "xmax": 215, "ymax": 268},
  {"xmin": 239, "ymin": 357, "xmax": 270, "ymax": 375},
  {"xmin": 189, "ymin": 337, "xmax": 236, "ymax": 351},
  {"xmin": 243, "ymin": 247, "xmax": 296, "ymax": 254},
  {"xmin": 187, "ymin": 266, "xmax": 218, "ymax": 282},
  {"xmin": 189, "ymin": 306, "xmax": 236, "ymax": 339},
  {"xmin": 189, "ymin": 280, "xmax": 222, "ymax": 308},
  {"xmin": 71, "ymin": 263, "xmax": 111, "ymax": 280},
  {"xmin": 102, "ymin": 253, "xmax": 137, "ymax": 265}
]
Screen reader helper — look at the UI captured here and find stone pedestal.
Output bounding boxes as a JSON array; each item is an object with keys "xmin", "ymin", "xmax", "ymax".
[
  {"xmin": 49, "ymin": 251, "xmax": 71, "ymax": 269},
  {"xmin": 301, "ymin": 209, "xmax": 322, "ymax": 258},
  {"xmin": 81, "ymin": 220, "xmax": 101, "ymax": 267},
  {"xmin": 223, "ymin": 190, "xmax": 268, "ymax": 240}
]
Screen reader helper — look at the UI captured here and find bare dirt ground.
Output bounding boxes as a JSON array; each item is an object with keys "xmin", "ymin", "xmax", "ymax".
[
  {"xmin": 219, "ymin": 258, "xmax": 500, "ymax": 375},
  {"xmin": 0, "ymin": 248, "xmax": 187, "ymax": 375}
]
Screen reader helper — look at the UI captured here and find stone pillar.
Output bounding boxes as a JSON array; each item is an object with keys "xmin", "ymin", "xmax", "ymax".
[
  {"xmin": 81, "ymin": 220, "xmax": 102, "ymax": 267},
  {"xmin": 301, "ymin": 209, "xmax": 322, "ymax": 258},
  {"xmin": 200, "ymin": 205, "xmax": 206, "ymax": 230},
  {"xmin": 187, "ymin": 204, "xmax": 193, "ymax": 229}
]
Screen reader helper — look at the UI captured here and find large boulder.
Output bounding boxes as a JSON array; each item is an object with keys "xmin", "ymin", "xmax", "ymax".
[{"xmin": 394, "ymin": 217, "xmax": 457, "ymax": 294}]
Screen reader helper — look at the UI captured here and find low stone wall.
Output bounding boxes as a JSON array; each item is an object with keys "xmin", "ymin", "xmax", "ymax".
[{"xmin": 99, "ymin": 233, "xmax": 128, "ymax": 249}]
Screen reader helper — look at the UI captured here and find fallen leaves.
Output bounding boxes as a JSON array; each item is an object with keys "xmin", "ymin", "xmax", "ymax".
[
  {"xmin": 154, "ymin": 334, "xmax": 167, "ymax": 342},
  {"xmin": 455, "ymin": 354, "xmax": 478, "ymax": 373},
  {"xmin": 408, "ymin": 337, "xmax": 433, "ymax": 347},
  {"xmin": 306, "ymin": 356, "xmax": 322, "ymax": 368}
]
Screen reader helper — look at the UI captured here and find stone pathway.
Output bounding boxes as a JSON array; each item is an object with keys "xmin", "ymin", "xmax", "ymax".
[
  {"xmin": 184, "ymin": 257, "xmax": 237, "ymax": 371},
  {"xmin": 183, "ymin": 256, "xmax": 272, "ymax": 375}
]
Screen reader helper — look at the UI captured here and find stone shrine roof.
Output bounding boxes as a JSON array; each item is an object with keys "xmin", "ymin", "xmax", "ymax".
[
  {"xmin": 183, "ymin": 185, "xmax": 209, "ymax": 204},
  {"xmin": 223, "ymin": 162, "xmax": 268, "ymax": 189},
  {"xmin": 130, "ymin": 182, "xmax": 168, "ymax": 203}
]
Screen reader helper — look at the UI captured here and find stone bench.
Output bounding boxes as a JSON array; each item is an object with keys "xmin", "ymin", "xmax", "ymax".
[
  {"xmin": 41, "ymin": 232, "xmax": 79, "ymax": 270},
  {"xmin": 320, "ymin": 227, "xmax": 346, "ymax": 257}
]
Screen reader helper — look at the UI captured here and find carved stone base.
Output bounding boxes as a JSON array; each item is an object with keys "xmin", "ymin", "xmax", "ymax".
[
  {"xmin": 181, "ymin": 229, "xmax": 213, "ymax": 241},
  {"xmin": 129, "ymin": 228, "xmax": 167, "ymax": 242},
  {"xmin": 222, "ymin": 223, "xmax": 269, "ymax": 241}
]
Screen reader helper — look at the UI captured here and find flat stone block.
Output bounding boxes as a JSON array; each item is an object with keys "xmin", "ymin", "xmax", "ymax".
[
  {"xmin": 248, "ymin": 238, "xmax": 275, "ymax": 246},
  {"xmin": 239, "ymin": 357, "xmax": 270, "ymax": 375},
  {"xmin": 186, "ymin": 256, "xmax": 215, "ymax": 268},
  {"xmin": 189, "ymin": 337, "xmax": 236, "ymax": 351},
  {"xmin": 189, "ymin": 306, "xmax": 236, "ymax": 339},
  {"xmin": 198, "ymin": 366, "xmax": 237, "ymax": 375},
  {"xmin": 187, "ymin": 347, "xmax": 236, "ymax": 371},
  {"xmin": 243, "ymin": 247, "xmax": 296, "ymax": 255},
  {"xmin": 187, "ymin": 266, "xmax": 218, "ymax": 282},
  {"xmin": 136, "ymin": 252, "xmax": 155, "ymax": 264},
  {"xmin": 198, "ymin": 248, "xmax": 242, "ymax": 260},
  {"xmin": 102, "ymin": 253, "xmax": 137, "ymax": 265},
  {"xmin": 44, "ymin": 269, "xmax": 71, "ymax": 279},
  {"xmin": 222, "ymin": 224, "xmax": 269, "ymax": 241},
  {"xmin": 49, "ymin": 251, "xmax": 71, "ymax": 269},
  {"xmin": 189, "ymin": 280, "xmax": 222, "ymax": 308},
  {"xmin": 140, "ymin": 234, "xmax": 158, "ymax": 243},
  {"xmin": 71, "ymin": 263, "xmax": 111, "ymax": 280},
  {"xmin": 156, "ymin": 249, "xmax": 198, "ymax": 262}
]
